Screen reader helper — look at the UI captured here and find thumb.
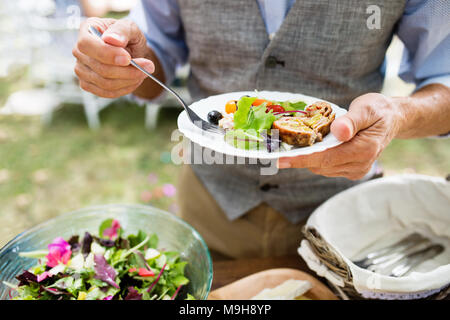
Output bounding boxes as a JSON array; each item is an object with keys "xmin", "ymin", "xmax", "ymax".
[
  {"xmin": 331, "ymin": 99, "xmax": 375, "ymax": 142},
  {"xmin": 102, "ymin": 20, "xmax": 141, "ymax": 49}
]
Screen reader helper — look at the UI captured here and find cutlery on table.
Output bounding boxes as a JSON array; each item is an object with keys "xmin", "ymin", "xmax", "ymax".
[{"xmin": 353, "ymin": 233, "xmax": 444, "ymax": 277}]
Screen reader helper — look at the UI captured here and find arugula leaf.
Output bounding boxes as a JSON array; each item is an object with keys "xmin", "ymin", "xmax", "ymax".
[
  {"xmin": 148, "ymin": 233, "xmax": 158, "ymax": 248},
  {"xmin": 171, "ymin": 275, "xmax": 189, "ymax": 287},
  {"xmin": 87, "ymin": 278, "xmax": 108, "ymax": 288},
  {"xmin": 127, "ymin": 230, "xmax": 157, "ymax": 248},
  {"xmin": 163, "ymin": 251, "xmax": 180, "ymax": 263}
]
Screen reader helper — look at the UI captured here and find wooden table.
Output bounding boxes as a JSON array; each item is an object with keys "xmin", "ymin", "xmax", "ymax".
[{"xmin": 211, "ymin": 255, "xmax": 320, "ymax": 291}]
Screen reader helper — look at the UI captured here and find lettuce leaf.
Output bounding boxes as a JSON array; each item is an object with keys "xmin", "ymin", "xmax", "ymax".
[
  {"xmin": 233, "ymin": 96, "xmax": 256, "ymax": 129},
  {"xmin": 234, "ymin": 98, "xmax": 276, "ymax": 132},
  {"xmin": 280, "ymin": 100, "xmax": 307, "ymax": 111},
  {"xmin": 225, "ymin": 129, "xmax": 262, "ymax": 150}
]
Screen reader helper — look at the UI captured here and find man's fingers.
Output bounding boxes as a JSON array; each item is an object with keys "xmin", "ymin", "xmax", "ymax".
[
  {"xmin": 74, "ymin": 62, "xmax": 143, "ymax": 91},
  {"xmin": 79, "ymin": 80, "xmax": 142, "ymax": 99},
  {"xmin": 330, "ymin": 116, "xmax": 355, "ymax": 142},
  {"xmin": 309, "ymin": 162, "xmax": 372, "ymax": 177},
  {"xmin": 278, "ymin": 142, "xmax": 353, "ymax": 169},
  {"xmin": 277, "ymin": 137, "xmax": 379, "ymax": 169},
  {"xmin": 73, "ymin": 48, "xmax": 153, "ymax": 80},
  {"xmin": 102, "ymin": 19, "xmax": 144, "ymax": 48},
  {"xmin": 331, "ymin": 94, "xmax": 380, "ymax": 142},
  {"xmin": 77, "ymin": 19, "xmax": 131, "ymax": 66},
  {"xmin": 78, "ymin": 33, "xmax": 131, "ymax": 66}
]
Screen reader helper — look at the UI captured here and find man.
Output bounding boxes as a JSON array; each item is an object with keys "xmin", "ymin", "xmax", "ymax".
[{"xmin": 73, "ymin": 0, "xmax": 450, "ymax": 259}]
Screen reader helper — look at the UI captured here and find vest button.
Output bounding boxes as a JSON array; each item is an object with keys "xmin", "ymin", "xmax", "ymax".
[
  {"xmin": 260, "ymin": 183, "xmax": 279, "ymax": 192},
  {"xmin": 265, "ymin": 56, "xmax": 278, "ymax": 68}
]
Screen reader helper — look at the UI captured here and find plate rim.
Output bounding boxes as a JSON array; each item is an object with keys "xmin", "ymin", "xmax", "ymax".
[{"xmin": 177, "ymin": 90, "xmax": 347, "ymax": 159}]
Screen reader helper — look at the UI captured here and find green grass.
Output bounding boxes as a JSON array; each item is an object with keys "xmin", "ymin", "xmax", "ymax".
[
  {"xmin": 0, "ymin": 99, "xmax": 183, "ymax": 247},
  {"xmin": 0, "ymin": 77, "xmax": 449, "ymax": 247}
]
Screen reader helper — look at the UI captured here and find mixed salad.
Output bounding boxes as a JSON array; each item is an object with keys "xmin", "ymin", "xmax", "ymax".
[
  {"xmin": 207, "ymin": 95, "xmax": 335, "ymax": 152},
  {"xmin": 5, "ymin": 219, "xmax": 194, "ymax": 300}
]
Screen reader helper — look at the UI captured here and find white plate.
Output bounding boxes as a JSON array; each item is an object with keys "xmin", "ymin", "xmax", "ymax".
[{"xmin": 177, "ymin": 91, "xmax": 347, "ymax": 160}]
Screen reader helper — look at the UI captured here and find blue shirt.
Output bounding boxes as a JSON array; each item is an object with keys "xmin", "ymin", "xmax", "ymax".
[{"xmin": 128, "ymin": 0, "xmax": 450, "ymax": 91}]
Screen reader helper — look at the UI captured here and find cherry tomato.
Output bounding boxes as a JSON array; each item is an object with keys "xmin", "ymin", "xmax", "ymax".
[
  {"xmin": 225, "ymin": 100, "xmax": 237, "ymax": 113},
  {"xmin": 266, "ymin": 104, "xmax": 285, "ymax": 113}
]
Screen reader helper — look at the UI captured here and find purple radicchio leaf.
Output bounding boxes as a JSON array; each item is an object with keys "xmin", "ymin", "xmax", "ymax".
[
  {"xmin": 124, "ymin": 287, "xmax": 142, "ymax": 300},
  {"xmin": 16, "ymin": 270, "xmax": 38, "ymax": 286},
  {"xmin": 81, "ymin": 232, "xmax": 93, "ymax": 258},
  {"xmin": 68, "ymin": 235, "xmax": 80, "ymax": 252},
  {"xmin": 93, "ymin": 254, "xmax": 119, "ymax": 289},
  {"xmin": 68, "ymin": 235, "xmax": 80, "ymax": 251},
  {"xmin": 41, "ymin": 286, "xmax": 66, "ymax": 295},
  {"xmin": 97, "ymin": 238, "xmax": 115, "ymax": 247}
]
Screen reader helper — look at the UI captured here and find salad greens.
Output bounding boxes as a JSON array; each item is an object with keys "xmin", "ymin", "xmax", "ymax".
[
  {"xmin": 225, "ymin": 96, "xmax": 307, "ymax": 150},
  {"xmin": 6, "ymin": 219, "xmax": 194, "ymax": 300},
  {"xmin": 280, "ymin": 100, "xmax": 307, "ymax": 112}
]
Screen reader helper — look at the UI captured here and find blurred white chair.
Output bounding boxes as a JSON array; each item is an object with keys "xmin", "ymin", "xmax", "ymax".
[
  {"xmin": 0, "ymin": 0, "xmax": 115, "ymax": 129},
  {"xmin": 0, "ymin": 1, "xmax": 33, "ymax": 78}
]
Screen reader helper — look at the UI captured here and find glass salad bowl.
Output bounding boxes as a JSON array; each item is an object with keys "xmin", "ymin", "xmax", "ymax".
[{"xmin": 0, "ymin": 204, "xmax": 213, "ymax": 300}]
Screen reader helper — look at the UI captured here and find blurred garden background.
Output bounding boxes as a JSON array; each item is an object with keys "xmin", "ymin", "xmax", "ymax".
[{"xmin": 0, "ymin": 1, "xmax": 449, "ymax": 247}]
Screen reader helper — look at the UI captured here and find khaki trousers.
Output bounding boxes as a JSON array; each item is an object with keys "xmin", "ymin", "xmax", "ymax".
[{"xmin": 176, "ymin": 165, "xmax": 306, "ymax": 259}]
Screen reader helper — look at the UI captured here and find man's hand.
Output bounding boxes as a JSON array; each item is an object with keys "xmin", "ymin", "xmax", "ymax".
[
  {"xmin": 72, "ymin": 18, "xmax": 155, "ymax": 98},
  {"xmin": 277, "ymin": 93, "xmax": 403, "ymax": 180}
]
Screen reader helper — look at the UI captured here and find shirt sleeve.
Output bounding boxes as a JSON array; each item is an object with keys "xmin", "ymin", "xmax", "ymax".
[
  {"xmin": 127, "ymin": 0, "xmax": 188, "ymax": 86},
  {"xmin": 396, "ymin": 0, "xmax": 450, "ymax": 90}
]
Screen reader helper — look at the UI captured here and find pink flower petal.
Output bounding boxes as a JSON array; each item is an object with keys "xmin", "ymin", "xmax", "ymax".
[
  {"xmin": 46, "ymin": 237, "xmax": 72, "ymax": 267},
  {"xmin": 37, "ymin": 272, "xmax": 52, "ymax": 282},
  {"xmin": 162, "ymin": 184, "xmax": 176, "ymax": 197},
  {"xmin": 103, "ymin": 295, "xmax": 113, "ymax": 300},
  {"xmin": 103, "ymin": 219, "xmax": 121, "ymax": 240}
]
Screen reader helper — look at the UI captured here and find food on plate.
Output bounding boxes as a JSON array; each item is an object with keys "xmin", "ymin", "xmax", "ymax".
[
  {"xmin": 207, "ymin": 110, "xmax": 223, "ymax": 125},
  {"xmin": 225, "ymin": 100, "xmax": 238, "ymax": 114},
  {"xmin": 272, "ymin": 117, "xmax": 318, "ymax": 147},
  {"xmin": 251, "ymin": 279, "xmax": 312, "ymax": 300},
  {"xmin": 209, "ymin": 95, "xmax": 336, "ymax": 151},
  {"xmin": 273, "ymin": 104, "xmax": 336, "ymax": 146},
  {"xmin": 5, "ymin": 219, "xmax": 194, "ymax": 300}
]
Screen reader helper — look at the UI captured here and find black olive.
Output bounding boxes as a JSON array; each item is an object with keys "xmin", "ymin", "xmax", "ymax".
[{"xmin": 207, "ymin": 110, "xmax": 223, "ymax": 125}]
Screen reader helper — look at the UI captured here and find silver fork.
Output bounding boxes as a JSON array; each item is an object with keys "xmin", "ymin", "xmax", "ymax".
[
  {"xmin": 88, "ymin": 26, "xmax": 224, "ymax": 135},
  {"xmin": 353, "ymin": 233, "xmax": 428, "ymax": 268},
  {"xmin": 353, "ymin": 233, "xmax": 444, "ymax": 277},
  {"xmin": 389, "ymin": 244, "xmax": 444, "ymax": 277}
]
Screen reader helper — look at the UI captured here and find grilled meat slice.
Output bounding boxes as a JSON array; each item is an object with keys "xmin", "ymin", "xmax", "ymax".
[
  {"xmin": 311, "ymin": 113, "xmax": 335, "ymax": 142},
  {"xmin": 272, "ymin": 117, "xmax": 317, "ymax": 147},
  {"xmin": 272, "ymin": 100, "xmax": 336, "ymax": 146},
  {"xmin": 306, "ymin": 101, "xmax": 332, "ymax": 117}
]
